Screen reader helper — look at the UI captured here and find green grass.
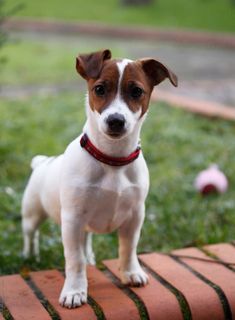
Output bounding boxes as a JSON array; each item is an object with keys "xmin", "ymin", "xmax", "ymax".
[
  {"xmin": 0, "ymin": 35, "xmax": 124, "ymax": 86},
  {"xmin": 1, "ymin": 29, "xmax": 235, "ymax": 275},
  {"xmin": 5, "ymin": 0, "xmax": 235, "ymax": 32},
  {"xmin": 1, "ymin": 91, "xmax": 235, "ymax": 275},
  {"xmin": 1, "ymin": 39, "xmax": 78, "ymax": 85}
]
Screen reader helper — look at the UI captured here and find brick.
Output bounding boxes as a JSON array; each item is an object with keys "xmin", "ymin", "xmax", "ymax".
[
  {"xmin": 152, "ymin": 90, "xmax": 235, "ymax": 120},
  {"xmin": 4, "ymin": 19, "xmax": 235, "ymax": 49},
  {"xmin": 0, "ymin": 314, "xmax": 5, "ymax": 320},
  {"xmin": 140, "ymin": 253, "xmax": 224, "ymax": 320},
  {"xmin": 30, "ymin": 269, "xmax": 96, "ymax": 320},
  {"xmin": 173, "ymin": 247, "xmax": 235, "ymax": 317},
  {"xmin": 103, "ymin": 258, "xmax": 183, "ymax": 320},
  {"xmin": 204, "ymin": 243, "xmax": 235, "ymax": 265},
  {"xmin": 87, "ymin": 265, "xmax": 139, "ymax": 320},
  {"xmin": 0, "ymin": 274, "xmax": 51, "ymax": 320}
]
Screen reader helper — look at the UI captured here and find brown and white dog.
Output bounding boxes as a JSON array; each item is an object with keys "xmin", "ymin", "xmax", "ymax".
[{"xmin": 21, "ymin": 49, "xmax": 177, "ymax": 308}]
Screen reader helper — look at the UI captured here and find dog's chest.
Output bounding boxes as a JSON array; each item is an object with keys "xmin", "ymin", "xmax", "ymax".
[{"xmin": 82, "ymin": 169, "xmax": 145, "ymax": 233}]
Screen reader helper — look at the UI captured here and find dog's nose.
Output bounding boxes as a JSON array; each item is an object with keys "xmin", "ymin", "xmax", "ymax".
[{"xmin": 106, "ymin": 113, "xmax": 125, "ymax": 133}]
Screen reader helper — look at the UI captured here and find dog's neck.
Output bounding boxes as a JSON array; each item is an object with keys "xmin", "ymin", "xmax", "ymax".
[{"xmin": 83, "ymin": 104, "xmax": 145, "ymax": 158}]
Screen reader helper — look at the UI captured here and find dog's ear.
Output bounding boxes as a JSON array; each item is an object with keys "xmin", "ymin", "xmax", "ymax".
[
  {"xmin": 76, "ymin": 49, "xmax": 112, "ymax": 80},
  {"xmin": 140, "ymin": 59, "xmax": 178, "ymax": 88}
]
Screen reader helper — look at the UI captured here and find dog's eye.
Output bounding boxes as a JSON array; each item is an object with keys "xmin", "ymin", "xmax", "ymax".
[
  {"xmin": 130, "ymin": 86, "xmax": 143, "ymax": 99},
  {"xmin": 94, "ymin": 85, "xmax": 106, "ymax": 97}
]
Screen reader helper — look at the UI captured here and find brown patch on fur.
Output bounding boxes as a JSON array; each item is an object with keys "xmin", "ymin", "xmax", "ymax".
[
  {"xmin": 76, "ymin": 49, "xmax": 178, "ymax": 116},
  {"xmin": 87, "ymin": 60, "xmax": 120, "ymax": 113},
  {"xmin": 120, "ymin": 61, "xmax": 154, "ymax": 116},
  {"xmin": 141, "ymin": 59, "xmax": 178, "ymax": 88},
  {"xmin": 120, "ymin": 59, "xmax": 178, "ymax": 116},
  {"xmin": 76, "ymin": 49, "xmax": 111, "ymax": 80}
]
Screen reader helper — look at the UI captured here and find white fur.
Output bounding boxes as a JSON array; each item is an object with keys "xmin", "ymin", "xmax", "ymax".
[
  {"xmin": 21, "ymin": 59, "xmax": 150, "ymax": 309},
  {"xmin": 30, "ymin": 155, "xmax": 49, "ymax": 169}
]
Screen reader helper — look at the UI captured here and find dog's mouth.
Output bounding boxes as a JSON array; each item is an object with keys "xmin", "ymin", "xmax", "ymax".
[{"xmin": 106, "ymin": 130, "xmax": 126, "ymax": 139}]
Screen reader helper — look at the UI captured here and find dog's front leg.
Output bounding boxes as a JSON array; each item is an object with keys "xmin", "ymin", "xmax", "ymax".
[
  {"xmin": 118, "ymin": 205, "xmax": 149, "ymax": 287},
  {"xmin": 59, "ymin": 209, "xmax": 87, "ymax": 308}
]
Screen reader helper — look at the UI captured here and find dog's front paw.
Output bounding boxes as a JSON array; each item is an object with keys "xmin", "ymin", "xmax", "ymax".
[
  {"xmin": 59, "ymin": 289, "xmax": 87, "ymax": 309},
  {"xmin": 120, "ymin": 267, "xmax": 149, "ymax": 287}
]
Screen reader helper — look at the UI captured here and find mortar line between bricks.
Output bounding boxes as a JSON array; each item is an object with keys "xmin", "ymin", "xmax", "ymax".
[
  {"xmin": 170, "ymin": 255, "xmax": 233, "ymax": 320},
  {"xmin": 1, "ymin": 302, "xmax": 14, "ymax": 320},
  {"xmin": 0, "ymin": 298, "xmax": 3, "ymax": 315},
  {"xmin": 26, "ymin": 276, "xmax": 60, "ymax": 320},
  {"xmin": 103, "ymin": 268, "xmax": 150, "ymax": 320},
  {"xmin": 230, "ymin": 241, "xmax": 235, "ymax": 249},
  {"xmin": 87, "ymin": 296, "xmax": 106, "ymax": 320},
  {"xmin": 167, "ymin": 253, "xmax": 235, "ymax": 267},
  {"xmin": 58, "ymin": 270, "xmax": 103, "ymax": 319},
  {"xmin": 199, "ymin": 248, "xmax": 235, "ymax": 273},
  {"xmin": 139, "ymin": 260, "xmax": 192, "ymax": 320}
]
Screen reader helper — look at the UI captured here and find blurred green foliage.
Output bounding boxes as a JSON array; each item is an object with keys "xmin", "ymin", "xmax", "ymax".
[
  {"xmin": 0, "ymin": 0, "xmax": 8, "ymax": 65},
  {"xmin": 1, "ymin": 21, "xmax": 235, "ymax": 275},
  {"xmin": 0, "ymin": 0, "xmax": 23, "ymax": 66},
  {"xmin": 5, "ymin": 0, "xmax": 235, "ymax": 32},
  {"xmin": 1, "ymin": 92, "xmax": 235, "ymax": 274}
]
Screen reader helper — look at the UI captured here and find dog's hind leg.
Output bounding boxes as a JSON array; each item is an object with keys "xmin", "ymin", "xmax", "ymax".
[
  {"xmin": 33, "ymin": 229, "xmax": 40, "ymax": 259},
  {"xmin": 84, "ymin": 232, "xmax": 96, "ymax": 265},
  {"xmin": 22, "ymin": 199, "xmax": 46, "ymax": 260}
]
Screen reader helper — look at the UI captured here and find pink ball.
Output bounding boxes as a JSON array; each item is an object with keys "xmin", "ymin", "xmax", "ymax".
[{"xmin": 194, "ymin": 165, "xmax": 228, "ymax": 195}]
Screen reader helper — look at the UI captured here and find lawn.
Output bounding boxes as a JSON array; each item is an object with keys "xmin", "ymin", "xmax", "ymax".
[
  {"xmin": 1, "ymin": 33, "xmax": 235, "ymax": 275},
  {"xmin": 5, "ymin": 0, "xmax": 235, "ymax": 33},
  {"xmin": 1, "ymin": 91, "xmax": 235, "ymax": 275},
  {"xmin": 0, "ymin": 34, "xmax": 124, "ymax": 86}
]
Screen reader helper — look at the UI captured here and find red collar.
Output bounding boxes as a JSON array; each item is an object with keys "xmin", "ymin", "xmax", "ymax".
[{"xmin": 80, "ymin": 134, "xmax": 141, "ymax": 166}]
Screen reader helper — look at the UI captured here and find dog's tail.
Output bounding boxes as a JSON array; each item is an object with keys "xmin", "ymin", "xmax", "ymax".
[{"xmin": 30, "ymin": 155, "xmax": 49, "ymax": 170}]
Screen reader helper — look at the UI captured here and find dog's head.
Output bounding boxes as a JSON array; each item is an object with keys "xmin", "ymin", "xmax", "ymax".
[{"xmin": 76, "ymin": 49, "xmax": 177, "ymax": 140}]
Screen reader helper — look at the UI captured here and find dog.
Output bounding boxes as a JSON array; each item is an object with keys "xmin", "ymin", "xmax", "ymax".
[{"xmin": 21, "ymin": 49, "xmax": 177, "ymax": 309}]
